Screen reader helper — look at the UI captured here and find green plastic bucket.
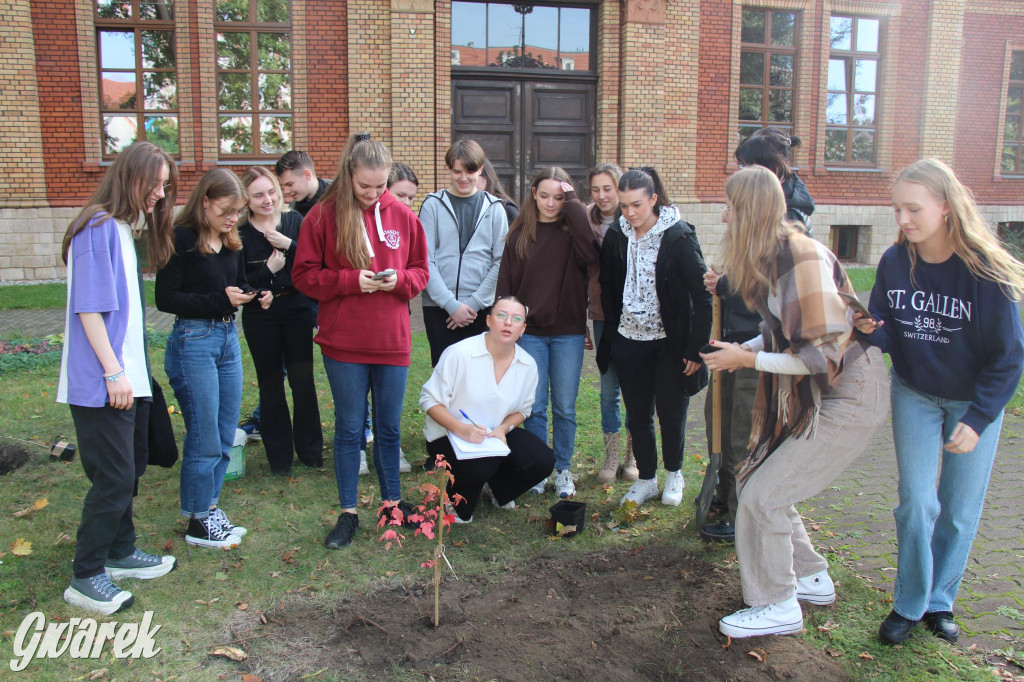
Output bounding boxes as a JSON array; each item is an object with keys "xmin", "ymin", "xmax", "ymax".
[{"xmin": 225, "ymin": 428, "xmax": 246, "ymax": 480}]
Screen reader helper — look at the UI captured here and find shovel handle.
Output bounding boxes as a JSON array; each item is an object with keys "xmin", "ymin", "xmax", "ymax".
[{"xmin": 711, "ymin": 295, "xmax": 722, "ymax": 454}]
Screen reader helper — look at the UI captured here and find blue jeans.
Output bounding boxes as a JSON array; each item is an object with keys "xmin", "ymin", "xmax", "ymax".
[
  {"xmin": 593, "ymin": 321, "xmax": 626, "ymax": 434},
  {"xmin": 164, "ymin": 319, "xmax": 242, "ymax": 518},
  {"xmin": 890, "ymin": 370, "xmax": 1004, "ymax": 619},
  {"xmin": 323, "ymin": 357, "xmax": 408, "ymax": 508},
  {"xmin": 517, "ymin": 333, "xmax": 585, "ymax": 471}
]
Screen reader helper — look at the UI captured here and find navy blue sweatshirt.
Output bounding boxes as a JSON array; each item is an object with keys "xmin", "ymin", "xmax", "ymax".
[{"xmin": 866, "ymin": 243, "xmax": 1024, "ymax": 434}]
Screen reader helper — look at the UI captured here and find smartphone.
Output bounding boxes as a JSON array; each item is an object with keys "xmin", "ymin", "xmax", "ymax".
[
  {"xmin": 838, "ymin": 291, "xmax": 875, "ymax": 320},
  {"xmin": 699, "ymin": 343, "xmax": 722, "ymax": 355},
  {"xmin": 371, "ymin": 268, "xmax": 396, "ymax": 281}
]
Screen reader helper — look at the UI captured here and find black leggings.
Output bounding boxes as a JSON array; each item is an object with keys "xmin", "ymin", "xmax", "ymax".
[{"xmin": 422, "ymin": 305, "xmax": 489, "ymax": 367}]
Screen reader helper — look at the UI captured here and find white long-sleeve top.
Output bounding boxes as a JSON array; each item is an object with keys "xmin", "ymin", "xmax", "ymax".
[
  {"xmin": 419, "ymin": 332, "xmax": 538, "ymax": 442},
  {"xmin": 745, "ymin": 289, "xmax": 812, "ymax": 375}
]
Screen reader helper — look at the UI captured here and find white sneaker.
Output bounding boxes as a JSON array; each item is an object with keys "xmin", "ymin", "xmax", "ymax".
[
  {"xmin": 444, "ymin": 503, "xmax": 473, "ymax": 524},
  {"xmin": 530, "ymin": 478, "xmax": 546, "ymax": 494},
  {"xmin": 358, "ymin": 450, "xmax": 369, "ymax": 476},
  {"xmin": 662, "ymin": 470, "xmax": 684, "ymax": 506},
  {"xmin": 719, "ymin": 596, "xmax": 803, "ymax": 638},
  {"xmin": 483, "ymin": 482, "xmax": 515, "ymax": 510},
  {"xmin": 554, "ymin": 469, "xmax": 577, "ymax": 498},
  {"xmin": 398, "ymin": 448, "xmax": 412, "ymax": 473},
  {"xmin": 796, "ymin": 569, "xmax": 836, "ymax": 605},
  {"xmin": 621, "ymin": 478, "xmax": 659, "ymax": 507}
]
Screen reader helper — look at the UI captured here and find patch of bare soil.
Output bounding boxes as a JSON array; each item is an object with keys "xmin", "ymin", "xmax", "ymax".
[
  {"xmin": 230, "ymin": 545, "xmax": 846, "ymax": 681},
  {"xmin": 0, "ymin": 443, "xmax": 32, "ymax": 476}
]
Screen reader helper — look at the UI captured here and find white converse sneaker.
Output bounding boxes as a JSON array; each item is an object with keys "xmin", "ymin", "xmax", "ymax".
[
  {"xmin": 398, "ymin": 448, "xmax": 412, "ymax": 473},
  {"xmin": 621, "ymin": 477, "xmax": 660, "ymax": 507},
  {"xmin": 358, "ymin": 449, "xmax": 369, "ymax": 476},
  {"xmin": 661, "ymin": 470, "xmax": 684, "ymax": 506},
  {"xmin": 530, "ymin": 478, "xmax": 547, "ymax": 494},
  {"xmin": 554, "ymin": 469, "xmax": 577, "ymax": 498},
  {"xmin": 483, "ymin": 482, "xmax": 515, "ymax": 510},
  {"xmin": 796, "ymin": 569, "xmax": 836, "ymax": 605},
  {"xmin": 719, "ymin": 595, "xmax": 803, "ymax": 638}
]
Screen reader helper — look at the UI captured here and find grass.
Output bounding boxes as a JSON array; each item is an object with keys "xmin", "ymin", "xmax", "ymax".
[
  {"xmin": 0, "ymin": 281, "xmax": 156, "ymax": 309},
  {"xmin": 0, "ymin": 329, "xmax": 1002, "ymax": 681},
  {"xmin": 846, "ymin": 266, "xmax": 877, "ymax": 292}
]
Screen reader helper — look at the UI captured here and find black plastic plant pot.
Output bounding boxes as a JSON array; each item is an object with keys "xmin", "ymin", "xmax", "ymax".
[{"xmin": 549, "ymin": 500, "xmax": 587, "ymax": 536}]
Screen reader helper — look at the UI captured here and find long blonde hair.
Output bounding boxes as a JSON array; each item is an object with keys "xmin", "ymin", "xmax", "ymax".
[
  {"xmin": 897, "ymin": 159, "xmax": 1024, "ymax": 300},
  {"xmin": 510, "ymin": 167, "xmax": 573, "ymax": 260},
  {"xmin": 240, "ymin": 165, "xmax": 289, "ymax": 225},
  {"xmin": 174, "ymin": 168, "xmax": 245, "ymax": 255},
  {"xmin": 325, "ymin": 132, "xmax": 394, "ymax": 269},
  {"xmin": 721, "ymin": 165, "xmax": 800, "ymax": 310},
  {"xmin": 62, "ymin": 141, "xmax": 177, "ymax": 267}
]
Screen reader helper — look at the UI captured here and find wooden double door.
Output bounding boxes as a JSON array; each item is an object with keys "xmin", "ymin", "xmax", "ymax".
[{"xmin": 452, "ymin": 75, "xmax": 596, "ymax": 204}]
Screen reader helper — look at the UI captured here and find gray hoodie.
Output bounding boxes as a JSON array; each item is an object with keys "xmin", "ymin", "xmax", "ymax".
[
  {"xmin": 618, "ymin": 204, "xmax": 680, "ymax": 340},
  {"xmin": 419, "ymin": 189, "xmax": 509, "ymax": 314}
]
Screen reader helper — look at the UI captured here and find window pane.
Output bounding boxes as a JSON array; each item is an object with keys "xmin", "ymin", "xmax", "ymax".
[
  {"xmin": 826, "ymin": 93, "xmax": 847, "ymax": 124},
  {"xmin": 258, "ymin": 33, "xmax": 290, "ymax": 71},
  {"xmin": 143, "ymin": 72, "xmax": 176, "ymax": 109},
  {"xmin": 219, "ymin": 73, "xmax": 251, "ymax": 110},
  {"xmin": 1008, "ymin": 87, "xmax": 1022, "ymax": 115},
  {"xmin": 220, "ymin": 116, "xmax": 253, "ymax": 153},
  {"xmin": 260, "ymin": 115, "xmax": 292, "ymax": 154},
  {"xmin": 770, "ymin": 12, "xmax": 796, "ymax": 47},
  {"xmin": 102, "ymin": 72, "xmax": 136, "ymax": 109},
  {"xmin": 144, "ymin": 115, "xmax": 178, "ymax": 153},
  {"xmin": 854, "ymin": 59, "xmax": 877, "ymax": 92},
  {"xmin": 1012, "ymin": 52, "xmax": 1024, "ymax": 81},
  {"xmin": 852, "ymin": 130, "xmax": 875, "ymax": 163},
  {"xmin": 140, "ymin": 0, "xmax": 174, "ymax": 20},
  {"xmin": 827, "ymin": 59, "xmax": 847, "ymax": 91},
  {"xmin": 104, "ymin": 114, "xmax": 138, "ymax": 154},
  {"xmin": 257, "ymin": 0, "xmax": 290, "ymax": 23},
  {"xmin": 452, "ymin": 1, "xmax": 485, "ymax": 48},
  {"xmin": 768, "ymin": 90, "xmax": 792, "ymax": 122},
  {"xmin": 740, "ymin": 51, "xmax": 764, "ymax": 85},
  {"xmin": 825, "ymin": 128, "xmax": 848, "ymax": 162},
  {"xmin": 738, "ymin": 124, "xmax": 761, "ymax": 144},
  {"xmin": 853, "ymin": 94, "xmax": 875, "ymax": 125},
  {"xmin": 560, "ymin": 7, "xmax": 591, "ymax": 71},
  {"xmin": 739, "ymin": 88, "xmax": 763, "ymax": 121},
  {"xmin": 770, "ymin": 55, "xmax": 793, "ymax": 87},
  {"xmin": 741, "ymin": 10, "xmax": 766, "ymax": 44},
  {"xmin": 1005, "ymin": 115, "xmax": 1020, "ymax": 143},
  {"xmin": 488, "ymin": 4, "xmax": 521, "ymax": 63},
  {"xmin": 217, "ymin": 32, "xmax": 250, "ymax": 70},
  {"xmin": 217, "ymin": 0, "xmax": 248, "ymax": 22},
  {"xmin": 259, "ymin": 73, "xmax": 291, "ymax": 110},
  {"xmin": 856, "ymin": 18, "xmax": 880, "ymax": 52},
  {"xmin": 97, "ymin": 0, "xmax": 130, "ymax": 19},
  {"xmin": 142, "ymin": 31, "xmax": 175, "ymax": 68},
  {"xmin": 1003, "ymin": 144, "xmax": 1019, "ymax": 171},
  {"xmin": 100, "ymin": 31, "xmax": 136, "ymax": 69},
  {"xmin": 830, "ymin": 16, "xmax": 852, "ymax": 50},
  {"xmin": 524, "ymin": 5, "xmax": 558, "ymax": 52}
]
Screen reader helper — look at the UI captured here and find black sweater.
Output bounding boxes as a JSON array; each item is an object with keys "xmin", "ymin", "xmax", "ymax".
[
  {"xmin": 155, "ymin": 225, "xmax": 253, "ymax": 319},
  {"xmin": 239, "ymin": 210, "xmax": 303, "ymax": 294}
]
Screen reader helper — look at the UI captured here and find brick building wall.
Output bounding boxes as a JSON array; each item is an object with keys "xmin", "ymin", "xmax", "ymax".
[{"xmin": 2, "ymin": 0, "xmax": 1022, "ymax": 281}]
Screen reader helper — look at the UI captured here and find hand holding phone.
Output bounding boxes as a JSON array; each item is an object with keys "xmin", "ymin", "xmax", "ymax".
[
  {"xmin": 839, "ymin": 291, "xmax": 874, "ymax": 319},
  {"xmin": 371, "ymin": 268, "xmax": 396, "ymax": 281}
]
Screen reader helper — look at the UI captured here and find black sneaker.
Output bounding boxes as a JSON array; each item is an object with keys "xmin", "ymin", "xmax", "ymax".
[
  {"xmin": 379, "ymin": 500, "xmax": 419, "ymax": 529},
  {"xmin": 64, "ymin": 574, "xmax": 135, "ymax": 615},
  {"xmin": 209, "ymin": 507, "xmax": 247, "ymax": 537},
  {"xmin": 106, "ymin": 548, "xmax": 177, "ymax": 580},
  {"xmin": 325, "ymin": 512, "xmax": 359, "ymax": 549},
  {"xmin": 185, "ymin": 516, "xmax": 242, "ymax": 549},
  {"xmin": 239, "ymin": 414, "xmax": 261, "ymax": 442}
]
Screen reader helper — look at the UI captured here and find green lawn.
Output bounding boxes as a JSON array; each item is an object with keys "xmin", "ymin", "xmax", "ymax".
[
  {"xmin": 0, "ymin": 281, "xmax": 156, "ymax": 309},
  {"xmin": 846, "ymin": 266, "xmax": 877, "ymax": 292},
  {"xmin": 0, "ymin": 329, "xmax": 999, "ymax": 680}
]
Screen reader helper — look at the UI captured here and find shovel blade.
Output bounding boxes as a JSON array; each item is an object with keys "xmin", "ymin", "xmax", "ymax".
[{"xmin": 695, "ymin": 449, "xmax": 722, "ymax": 529}]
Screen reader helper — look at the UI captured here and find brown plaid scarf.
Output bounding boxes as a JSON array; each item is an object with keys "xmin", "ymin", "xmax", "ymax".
[{"xmin": 737, "ymin": 232, "xmax": 867, "ymax": 484}]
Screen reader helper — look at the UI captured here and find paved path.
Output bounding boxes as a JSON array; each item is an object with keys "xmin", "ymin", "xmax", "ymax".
[{"xmin": 4, "ymin": 302, "xmax": 1022, "ymax": 653}]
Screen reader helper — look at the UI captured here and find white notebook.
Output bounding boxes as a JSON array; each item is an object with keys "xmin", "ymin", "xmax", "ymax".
[{"xmin": 447, "ymin": 431, "xmax": 510, "ymax": 460}]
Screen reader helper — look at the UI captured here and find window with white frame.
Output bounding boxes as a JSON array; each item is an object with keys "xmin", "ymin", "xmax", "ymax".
[{"xmin": 825, "ymin": 15, "xmax": 881, "ymax": 165}]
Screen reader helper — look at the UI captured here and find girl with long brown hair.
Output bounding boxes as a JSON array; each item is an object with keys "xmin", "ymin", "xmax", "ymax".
[
  {"xmin": 156, "ymin": 167, "xmax": 272, "ymax": 550},
  {"xmin": 496, "ymin": 167, "xmax": 598, "ymax": 498},
  {"xmin": 702, "ymin": 165, "xmax": 888, "ymax": 638},
  {"xmin": 58, "ymin": 141, "xmax": 178, "ymax": 614},
  {"xmin": 293, "ymin": 133, "xmax": 429, "ymax": 550}
]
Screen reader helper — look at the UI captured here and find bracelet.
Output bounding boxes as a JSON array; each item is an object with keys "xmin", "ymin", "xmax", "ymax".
[{"xmin": 104, "ymin": 370, "xmax": 125, "ymax": 382}]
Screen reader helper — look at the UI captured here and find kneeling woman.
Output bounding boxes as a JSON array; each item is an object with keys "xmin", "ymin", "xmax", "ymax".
[
  {"xmin": 419, "ymin": 297, "xmax": 554, "ymax": 522},
  {"xmin": 702, "ymin": 166, "xmax": 889, "ymax": 638}
]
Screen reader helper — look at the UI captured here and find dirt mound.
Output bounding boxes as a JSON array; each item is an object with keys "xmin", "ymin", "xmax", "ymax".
[
  {"xmin": 0, "ymin": 443, "xmax": 32, "ymax": 476},
  {"xmin": 233, "ymin": 545, "xmax": 846, "ymax": 681}
]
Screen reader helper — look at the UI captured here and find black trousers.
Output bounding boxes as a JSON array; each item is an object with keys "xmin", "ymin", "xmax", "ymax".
[
  {"xmin": 426, "ymin": 429, "xmax": 553, "ymax": 520},
  {"xmin": 612, "ymin": 336, "xmax": 690, "ymax": 480},
  {"xmin": 242, "ymin": 295, "xmax": 323, "ymax": 471},
  {"xmin": 423, "ymin": 305, "xmax": 489, "ymax": 367},
  {"xmin": 69, "ymin": 399, "xmax": 151, "ymax": 579}
]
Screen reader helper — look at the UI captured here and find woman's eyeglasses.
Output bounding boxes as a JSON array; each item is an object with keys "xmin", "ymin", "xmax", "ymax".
[{"xmin": 493, "ymin": 311, "xmax": 525, "ymax": 324}]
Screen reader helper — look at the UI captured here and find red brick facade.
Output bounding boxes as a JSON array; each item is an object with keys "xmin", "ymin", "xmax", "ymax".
[{"xmin": 2, "ymin": 0, "xmax": 1022, "ymax": 280}]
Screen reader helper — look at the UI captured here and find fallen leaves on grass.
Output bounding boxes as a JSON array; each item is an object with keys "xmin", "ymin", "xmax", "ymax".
[
  {"xmin": 12, "ymin": 498, "xmax": 48, "ymax": 517},
  {"xmin": 747, "ymin": 648, "xmax": 766, "ymax": 662},
  {"xmin": 859, "ymin": 652, "xmax": 875, "ymax": 660},
  {"xmin": 208, "ymin": 646, "xmax": 247, "ymax": 661},
  {"xmin": 11, "ymin": 538, "xmax": 32, "ymax": 556},
  {"xmin": 236, "ymin": 602, "xmax": 249, "ymax": 611},
  {"xmin": 825, "ymin": 647, "xmax": 843, "ymax": 657},
  {"xmin": 281, "ymin": 549, "xmax": 297, "ymax": 564},
  {"xmin": 195, "ymin": 598, "xmax": 220, "ymax": 606}
]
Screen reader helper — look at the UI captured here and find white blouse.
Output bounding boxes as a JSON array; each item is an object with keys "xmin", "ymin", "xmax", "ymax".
[{"xmin": 419, "ymin": 332, "xmax": 538, "ymax": 442}]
